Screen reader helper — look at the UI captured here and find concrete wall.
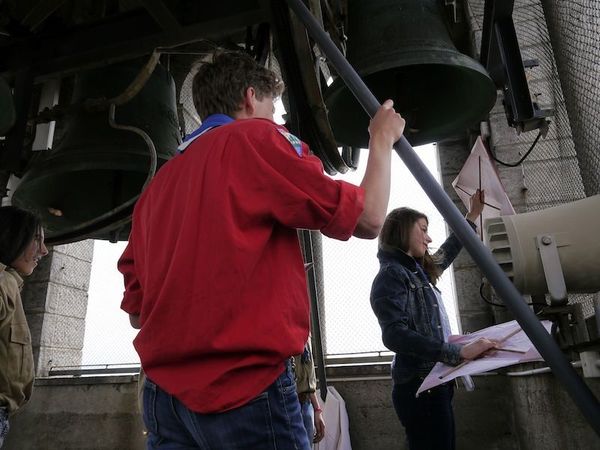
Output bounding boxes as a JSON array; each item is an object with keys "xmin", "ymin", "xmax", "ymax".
[
  {"xmin": 4, "ymin": 376, "xmax": 145, "ymax": 450},
  {"xmin": 508, "ymin": 366, "xmax": 600, "ymax": 450},
  {"xmin": 21, "ymin": 241, "xmax": 93, "ymax": 376},
  {"xmin": 330, "ymin": 374, "xmax": 516, "ymax": 450},
  {"xmin": 5, "ymin": 369, "xmax": 599, "ymax": 449},
  {"xmin": 4, "ymin": 370, "xmax": 519, "ymax": 450}
]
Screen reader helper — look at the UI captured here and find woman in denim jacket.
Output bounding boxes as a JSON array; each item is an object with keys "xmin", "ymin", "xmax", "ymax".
[{"xmin": 370, "ymin": 190, "xmax": 496, "ymax": 450}]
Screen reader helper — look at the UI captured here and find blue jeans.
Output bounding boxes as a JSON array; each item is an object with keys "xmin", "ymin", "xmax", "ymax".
[
  {"xmin": 142, "ymin": 361, "xmax": 311, "ymax": 450},
  {"xmin": 299, "ymin": 400, "xmax": 314, "ymax": 443},
  {"xmin": 0, "ymin": 407, "xmax": 9, "ymax": 449},
  {"xmin": 392, "ymin": 378, "xmax": 455, "ymax": 450}
]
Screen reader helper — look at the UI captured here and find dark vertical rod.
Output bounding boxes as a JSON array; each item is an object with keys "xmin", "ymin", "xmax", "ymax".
[
  {"xmin": 478, "ymin": 156, "xmax": 483, "ymax": 235},
  {"xmin": 300, "ymin": 229, "xmax": 328, "ymax": 402},
  {"xmin": 2, "ymin": 70, "xmax": 34, "ymax": 173},
  {"xmin": 285, "ymin": 0, "xmax": 600, "ymax": 436}
]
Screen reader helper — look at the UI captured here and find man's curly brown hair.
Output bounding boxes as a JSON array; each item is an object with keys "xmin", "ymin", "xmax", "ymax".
[{"xmin": 192, "ymin": 50, "xmax": 283, "ymax": 120}]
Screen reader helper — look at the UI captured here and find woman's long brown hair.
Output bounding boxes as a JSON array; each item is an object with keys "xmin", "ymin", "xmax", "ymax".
[{"xmin": 378, "ymin": 207, "xmax": 441, "ymax": 285}]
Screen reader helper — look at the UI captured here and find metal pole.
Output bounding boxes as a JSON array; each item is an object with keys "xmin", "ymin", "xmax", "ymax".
[
  {"xmin": 285, "ymin": 0, "xmax": 600, "ymax": 436},
  {"xmin": 300, "ymin": 229, "xmax": 328, "ymax": 402}
]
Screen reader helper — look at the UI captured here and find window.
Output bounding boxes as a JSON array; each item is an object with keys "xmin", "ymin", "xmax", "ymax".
[
  {"xmin": 321, "ymin": 144, "xmax": 459, "ymax": 356},
  {"xmin": 82, "ymin": 240, "xmax": 138, "ymax": 366}
]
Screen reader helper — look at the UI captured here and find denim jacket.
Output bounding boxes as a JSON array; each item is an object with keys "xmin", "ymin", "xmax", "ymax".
[{"xmin": 370, "ymin": 224, "xmax": 475, "ymax": 384}]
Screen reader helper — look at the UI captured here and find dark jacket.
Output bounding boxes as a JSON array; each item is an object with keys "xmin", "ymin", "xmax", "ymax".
[{"xmin": 370, "ymin": 227, "xmax": 474, "ymax": 384}]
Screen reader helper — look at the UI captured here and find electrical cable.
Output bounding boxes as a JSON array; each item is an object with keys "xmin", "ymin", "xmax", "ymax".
[
  {"xmin": 479, "ymin": 282, "xmax": 507, "ymax": 307},
  {"xmin": 479, "ymin": 282, "xmax": 548, "ymax": 308},
  {"xmin": 491, "ymin": 129, "xmax": 542, "ymax": 167}
]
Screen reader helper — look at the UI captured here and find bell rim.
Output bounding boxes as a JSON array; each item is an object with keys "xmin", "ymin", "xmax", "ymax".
[
  {"xmin": 12, "ymin": 152, "xmax": 159, "ymax": 243},
  {"xmin": 324, "ymin": 52, "xmax": 497, "ymax": 148}
]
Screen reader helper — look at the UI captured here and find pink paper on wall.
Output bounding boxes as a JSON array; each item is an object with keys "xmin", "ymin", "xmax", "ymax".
[{"xmin": 452, "ymin": 137, "xmax": 515, "ymax": 238}]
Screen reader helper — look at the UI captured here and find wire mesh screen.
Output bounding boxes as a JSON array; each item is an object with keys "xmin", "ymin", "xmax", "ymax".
[
  {"xmin": 466, "ymin": 0, "xmax": 599, "ymax": 318},
  {"xmin": 542, "ymin": 0, "xmax": 600, "ymax": 198},
  {"xmin": 82, "ymin": 240, "xmax": 139, "ymax": 367},
  {"xmin": 321, "ymin": 231, "xmax": 389, "ymax": 356},
  {"xmin": 180, "ymin": 70, "xmax": 201, "ymax": 136},
  {"xmin": 467, "ymin": 0, "xmax": 586, "ymax": 208}
]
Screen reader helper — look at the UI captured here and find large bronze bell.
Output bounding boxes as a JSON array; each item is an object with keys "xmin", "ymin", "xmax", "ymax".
[
  {"xmin": 12, "ymin": 61, "xmax": 180, "ymax": 244},
  {"xmin": 325, "ymin": 0, "xmax": 497, "ymax": 148}
]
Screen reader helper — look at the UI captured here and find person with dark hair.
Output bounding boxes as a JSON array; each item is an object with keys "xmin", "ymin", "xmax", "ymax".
[
  {"xmin": 0, "ymin": 206, "xmax": 48, "ymax": 447},
  {"xmin": 370, "ymin": 190, "xmax": 496, "ymax": 450},
  {"xmin": 119, "ymin": 49, "xmax": 405, "ymax": 449}
]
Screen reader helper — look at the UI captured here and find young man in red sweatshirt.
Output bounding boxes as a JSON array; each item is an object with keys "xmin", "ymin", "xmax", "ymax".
[{"xmin": 119, "ymin": 50, "xmax": 404, "ymax": 449}]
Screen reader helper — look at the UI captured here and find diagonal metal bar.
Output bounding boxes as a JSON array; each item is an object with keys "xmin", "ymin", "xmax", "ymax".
[
  {"xmin": 139, "ymin": 0, "xmax": 181, "ymax": 32},
  {"xmin": 284, "ymin": 0, "xmax": 600, "ymax": 436},
  {"xmin": 22, "ymin": 0, "xmax": 68, "ymax": 32}
]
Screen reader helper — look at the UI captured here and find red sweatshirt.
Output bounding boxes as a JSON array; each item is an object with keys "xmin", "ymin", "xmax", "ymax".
[{"xmin": 119, "ymin": 118, "xmax": 364, "ymax": 413}]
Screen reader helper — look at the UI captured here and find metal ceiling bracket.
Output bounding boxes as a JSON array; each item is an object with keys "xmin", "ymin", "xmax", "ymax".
[{"xmin": 481, "ymin": 0, "xmax": 552, "ymax": 133}]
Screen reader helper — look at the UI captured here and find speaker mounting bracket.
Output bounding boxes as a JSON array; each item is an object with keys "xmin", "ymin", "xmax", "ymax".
[
  {"xmin": 480, "ymin": 0, "xmax": 553, "ymax": 134},
  {"xmin": 536, "ymin": 234, "xmax": 568, "ymax": 305}
]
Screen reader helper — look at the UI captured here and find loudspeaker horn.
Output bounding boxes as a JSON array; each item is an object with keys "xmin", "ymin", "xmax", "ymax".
[{"xmin": 484, "ymin": 195, "xmax": 600, "ymax": 296}]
